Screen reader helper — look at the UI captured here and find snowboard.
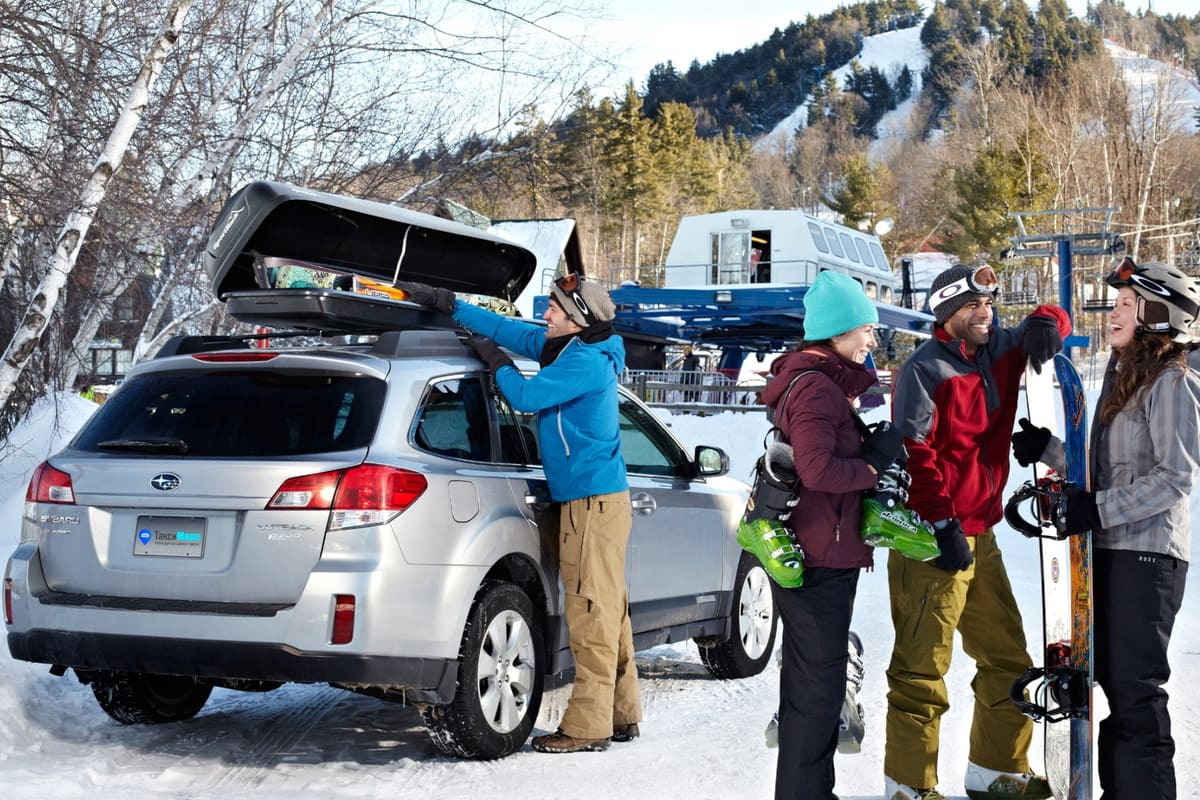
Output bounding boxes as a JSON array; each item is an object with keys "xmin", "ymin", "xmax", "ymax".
[
  {"xmin": 1054, "ymin": 352, "xmax": 1094, "ymax": 800},
  {"xmin": 1024, "ymin": 359, "xmax": 1072, "ymax": 797}
]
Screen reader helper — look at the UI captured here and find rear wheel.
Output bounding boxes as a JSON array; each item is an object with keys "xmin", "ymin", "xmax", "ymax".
[
  {"xmin": 84, "ymin": 671, "xmax": 213, "ymax": 724},
  {"xmin": 419, "ymin": 581, "xmax": 544, "ymax": 759},
  {"xmin": 698, "ymin": 552, "xmax": 778, "ymax": 678}
]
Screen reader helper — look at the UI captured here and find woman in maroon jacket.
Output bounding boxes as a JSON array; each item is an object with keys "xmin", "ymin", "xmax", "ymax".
[{"xmin": 761, "ymin": 270, "xmax": 904, "ymax": 800}]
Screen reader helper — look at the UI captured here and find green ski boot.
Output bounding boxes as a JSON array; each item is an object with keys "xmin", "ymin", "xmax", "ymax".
[
  {"xmin": 861, "ymin": 494, "xmax": 941, "ymax": 561},
  {"xmin": 737, "ymin": 517, "xmax": 805, "ymax": 588}
]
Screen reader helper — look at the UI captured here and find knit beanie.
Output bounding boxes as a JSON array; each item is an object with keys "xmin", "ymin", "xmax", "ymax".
[
  {"xmin": 802, "ymin": 270, "xmax": 879, "ymax": 340},
  {"xmin": 550, "ymin": 276, "xmax": 616, "ymax": 327},
  {"xmin": 929, "ymin": 264, "xmax": 990, "ymax": 325}
]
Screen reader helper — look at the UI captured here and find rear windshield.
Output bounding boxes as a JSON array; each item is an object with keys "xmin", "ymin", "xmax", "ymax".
[{"xmin": 71, "ymin": 370, "xmax": 386, "ymax": 457}]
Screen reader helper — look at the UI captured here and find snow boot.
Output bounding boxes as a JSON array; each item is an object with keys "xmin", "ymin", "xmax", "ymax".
[
  {"xmin": 861, "ymin": 493, "xmax": 940, "ymax": 561},
  {"xmin": 963, "ymin": 762, "xmax": 1053, "ymax": 799},
  {"xmin": 884, "ymin": 776, "xmax": 947, "ymax": 800},
  {"xmin": 737, "ymin": 517, "xmax": 804, "ymax": 588}
]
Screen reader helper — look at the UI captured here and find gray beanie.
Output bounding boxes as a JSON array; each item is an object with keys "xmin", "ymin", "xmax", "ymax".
[
  {"xmin": 928, "ymin": 264, "xmax": 996, "ymax": 325},
  {"xmin": 550, "ymin": 276, "xmax": 616, "ymax": 327}
]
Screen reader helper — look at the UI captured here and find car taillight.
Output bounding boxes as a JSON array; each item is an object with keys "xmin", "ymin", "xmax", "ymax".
[
  {"xmin": 25, "ymin": 462, "xmax": 75, "ymax": 505},
  {"xmin": 331, "ymin": 594, "xmax": 355, "ymax": 644},
  {"xmin": 3, "ymin": 578, "xmax": 13, "ymax": 625},
  {"xmin": 266, "ymin": 465, "xmax": 427, "ymax": 530}
]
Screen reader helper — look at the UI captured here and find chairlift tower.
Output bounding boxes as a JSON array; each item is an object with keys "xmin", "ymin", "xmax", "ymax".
[{"xmin": 1007, "ymin": 207, "xmax": 1123, "ymax": 353}]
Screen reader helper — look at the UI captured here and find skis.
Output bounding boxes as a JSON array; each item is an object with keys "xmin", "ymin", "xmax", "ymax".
[
  {"xmin": 1054, "ymin": 352, "xmax": 1094, "ymax": 800},
  {"xmin": 1024, "ymin": 359, "xmax": 1072, "ymax": 797}
]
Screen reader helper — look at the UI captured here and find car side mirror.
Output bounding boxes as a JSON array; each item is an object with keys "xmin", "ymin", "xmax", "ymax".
[{"xmin": 694, "ymin": 445, "xmax": 729, "ymax": 477}]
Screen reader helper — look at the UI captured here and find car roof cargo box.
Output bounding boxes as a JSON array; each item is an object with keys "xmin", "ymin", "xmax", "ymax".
[{"xmin": 205, "ymin": 181, "xmax": 538, "ymax": 301}]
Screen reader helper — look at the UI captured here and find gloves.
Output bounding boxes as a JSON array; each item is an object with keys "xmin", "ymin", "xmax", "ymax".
[
  {"xmin": 466, "ymin": 334, "xmax": 514, "ymax": 372},
  {"xmin": 862, "ymin": 421, "xmax": 906, "ymax": 475},
  {"xmin": 1011, "ymin": 417, "xmax": 1052, "ymax": 467},
  {"xmin": 870, "ymin": 460, "xmax": 912, "ymax": 505},
  {"xmin": 931, "ymin": 519, "xmax": 974, "ymax": 572},
  {"xmin": 1022, "ymin": 315, "xmax": 1062, "ymax": 374},
  {"xmin": 394, "ymin": 280, "xmax": 456, "ymax": 314},
  {"xmin": 1060, "ymin": 487, "xmax": 1101, "ymax": 535}
]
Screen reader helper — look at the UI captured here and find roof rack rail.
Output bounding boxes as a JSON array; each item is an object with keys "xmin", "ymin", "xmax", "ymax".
[{"xmin": 371, "ymin": 329, "xmax": 467, "ymax": 358}]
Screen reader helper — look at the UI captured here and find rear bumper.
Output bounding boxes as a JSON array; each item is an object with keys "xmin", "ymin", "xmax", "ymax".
[{"xmin": 8, "ymin": 629, "xmax": 458, "ymax": 704}]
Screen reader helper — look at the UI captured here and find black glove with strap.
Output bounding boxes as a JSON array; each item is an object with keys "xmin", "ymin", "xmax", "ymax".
[
  {"xmin": 394, "ymin": 280, "xmax": 456, "ymax": 314},
  {"xmin": 1011, "ymin": 417, "xmax": 1052, "ymax": 467},
  {"xmin": 1059, "ymin": 487, "xmax": 1101, "ymax": 536},
  {"xmin": 931, "ymin": 519, "xmax": 974, "ymax": 572},
  {"xmin": 466, "ymin": 334, "xmax": 514, "ymax": 373},
  {"xmin": 862, "ymin": 421, "xmax": 905, "ymax": 475},
  {"xmin": 1023, "ymin": 315, "xmax": 1062, "ymax": 374}
]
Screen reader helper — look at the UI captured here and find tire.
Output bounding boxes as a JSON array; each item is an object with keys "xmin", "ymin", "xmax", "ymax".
[
  {"xmin": 419, "ymin": 581, "xmax": 544, "ymax": 759},
  {"xmin": 86, "ymin": 671, "xmax": 213, "ymax": 724},
  {"xmin": 698, "ymin": 552, "xmax": 778, "ymax": 678}
]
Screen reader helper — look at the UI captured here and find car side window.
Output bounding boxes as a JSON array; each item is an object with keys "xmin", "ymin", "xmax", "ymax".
[
  {"xmin": 618, "ymin": 394, "xmax": 689, "ymax": 477},
  {"xmin": 495, "ymin": 396, "xmax": 541, "ymax": 465},
  {"xmin": 412, "ymin": 376, "xmax": 494, "ymax": 462}
]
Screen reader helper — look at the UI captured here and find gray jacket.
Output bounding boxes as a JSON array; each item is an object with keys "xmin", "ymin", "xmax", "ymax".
[{"xmin": 1045, "ymin": 359, "xmax": 1200, "ymax": 561}]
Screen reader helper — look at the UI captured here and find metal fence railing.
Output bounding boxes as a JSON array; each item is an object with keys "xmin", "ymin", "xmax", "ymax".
[{"xmin": 620, "ymin": 369, "xmax": 765, "ymax": 412}]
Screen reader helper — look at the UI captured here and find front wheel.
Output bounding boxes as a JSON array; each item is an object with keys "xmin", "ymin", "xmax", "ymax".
[
  {"xmin": 83, "ymin": 671, "xmax": 213, "ymax": 724},
  {"xmin": 698, "ymin": 552, "xmax": 778, "ymax": 678},
  {"xmin": 419, "ymin": 581, "xmax": 545, "ymax": 759}
]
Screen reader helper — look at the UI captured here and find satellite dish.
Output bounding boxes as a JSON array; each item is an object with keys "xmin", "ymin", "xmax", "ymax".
[{"xmin": 874, "ymin": 217, "xmax": 895, "ymax": 236}]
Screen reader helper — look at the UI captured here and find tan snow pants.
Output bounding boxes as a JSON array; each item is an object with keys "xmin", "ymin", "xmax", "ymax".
[
  {"xmin": 557, "ymin": 491, "xmax": 642, "ymax": 740},
  {"xmin": 884, "ymin": 530, "xmax": 1035, "ymax": 788}
]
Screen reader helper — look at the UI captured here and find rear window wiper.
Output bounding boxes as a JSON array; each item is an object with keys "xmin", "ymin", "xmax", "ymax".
[{"xmin": 97, "ymin": 438, "xmax": 191, "ymax": 454}]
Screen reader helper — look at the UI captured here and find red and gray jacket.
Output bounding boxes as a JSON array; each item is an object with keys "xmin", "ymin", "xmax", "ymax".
[
  {"xmin": 890, "ymin": 306, "xmax": 1072, "ymax": 535},
  {"xmin": 762, "ymin": 347, "xmax": 879, "ymax": 569}
]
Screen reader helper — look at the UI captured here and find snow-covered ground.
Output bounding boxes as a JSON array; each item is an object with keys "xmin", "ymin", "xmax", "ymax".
[{"xmin": 3, "ymin": 381, "xmax": 1200, "ymax": 799}]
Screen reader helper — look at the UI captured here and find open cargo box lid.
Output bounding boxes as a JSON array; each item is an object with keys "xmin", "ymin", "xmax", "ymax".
[{"xmin": 205, "ymin": 181, "xmax": 538, "ymax": 304}]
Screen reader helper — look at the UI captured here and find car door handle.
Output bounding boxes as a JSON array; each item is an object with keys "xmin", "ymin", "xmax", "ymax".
[
  {"xmin": 630, "ymin": 492, "xmax": 656, "ymax": 515},
  {"xmin": 524, "ymin": 493, "xmax": 552, "ymax": 513}
]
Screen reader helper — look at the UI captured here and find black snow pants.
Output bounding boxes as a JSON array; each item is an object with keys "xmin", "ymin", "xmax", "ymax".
[
  {"xmin": 773, "ymin": 566, "xmax": 859, "ymax": 800},
  {"xmin": 1094, "ymin": 547, "xmax": 1188, "ymax": 800}
]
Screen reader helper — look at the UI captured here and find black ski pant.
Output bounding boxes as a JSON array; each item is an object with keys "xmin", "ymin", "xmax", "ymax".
[
  {"xmin": 1094, "ymin": 547, "xmax": 1187, "ymax": 800},
  {"xmin": 773, "ymin": 566, "xmax": 859, "ymax": 800}
]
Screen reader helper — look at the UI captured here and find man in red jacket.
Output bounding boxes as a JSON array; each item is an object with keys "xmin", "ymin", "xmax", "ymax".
[{"xmin": 882, "ymin": 265, "xmax": 1072, "ymax": 800}]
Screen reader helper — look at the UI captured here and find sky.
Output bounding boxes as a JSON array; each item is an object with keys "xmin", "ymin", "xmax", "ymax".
[
  {"xmin": 595, "ymin": 0, "xmax": 1200, "ymax": 93},
  {"xmin": 4, "ymin": 373, "xmax": 1200, "ymax": 798}
]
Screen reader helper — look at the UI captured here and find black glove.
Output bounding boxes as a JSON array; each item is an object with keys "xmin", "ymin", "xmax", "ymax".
[
  {"xmin": 870, "ymin": 459, "xmax": 912, "ymax": 505},
  {"xmin": 1022, "ymin": 315, "xmax": 1062, "ymax": 374},
  {"xmin": 466, "ymin": 334, "xmax": 514, "ymax": 372},
  {"xmin": 1011, "ymin": 417, "xmax": 1052, "ymax": 467},
  {"xmin": 862, "ymin": 422, "xmax": 905, "ymax": 475},
  {"xmin": 931, "ymin": 519, "xmax": 974, "ymax": 572},
  {"xmin": 394, "ymin": 280, "xmax": 456, "ymax": 314},
  {"xmin": 1060, "ymin": 487, "xmax": 1100, "ymax": 535}
]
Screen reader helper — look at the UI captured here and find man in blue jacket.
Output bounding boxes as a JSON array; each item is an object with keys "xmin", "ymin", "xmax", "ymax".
[{"xmin": 396, "ymin": 274, "xmax": 641, "ymax": 754}]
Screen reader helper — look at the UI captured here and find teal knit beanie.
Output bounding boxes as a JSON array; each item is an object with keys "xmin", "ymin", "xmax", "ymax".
[{"xmin": 802, "ymin": 271, "xmax": 879, "ymax": 341}]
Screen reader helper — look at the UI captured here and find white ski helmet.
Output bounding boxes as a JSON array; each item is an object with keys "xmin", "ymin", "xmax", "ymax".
[{"xmin": 1106, "ymin": 258, "xmax": 1200, "ymax": 344}]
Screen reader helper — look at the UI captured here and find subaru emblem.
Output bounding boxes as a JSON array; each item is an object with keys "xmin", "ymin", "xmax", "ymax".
[{"xmin": 151, "ymin": 473, "xmax": 181, "ymax": 491}]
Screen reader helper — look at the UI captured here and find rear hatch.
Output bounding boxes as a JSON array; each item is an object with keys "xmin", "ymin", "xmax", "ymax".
[
  {"xmin": 205, "ymin": 180, "xmax": 538, "ymax": 330},
  {"xmin": 36, "ymin": 355, "xmax": 389, "ymax": 605}
]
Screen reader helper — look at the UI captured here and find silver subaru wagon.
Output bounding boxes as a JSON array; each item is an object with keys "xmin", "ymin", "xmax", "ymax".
[{"xmin": 4, "ymin": 182, "xmax": 778, "ymax": 760}]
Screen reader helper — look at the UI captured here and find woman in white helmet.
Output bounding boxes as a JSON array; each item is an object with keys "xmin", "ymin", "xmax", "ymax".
[{"xmin": 1012, "ymin": 257, "xmax": 1200, "ymax": 800}]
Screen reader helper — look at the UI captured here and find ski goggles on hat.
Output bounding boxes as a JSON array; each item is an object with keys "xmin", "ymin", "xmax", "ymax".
[
  {"xmin": 552, "ymin": 272, "xmax": 599, "ymax": 325},
  {"xmin": 1105, "ymin": 257, "xmax": 1138, "ymax": 288},
  {"xmin": 927, "ymin": 265, "xmax": 1000, "ymax": 316}
]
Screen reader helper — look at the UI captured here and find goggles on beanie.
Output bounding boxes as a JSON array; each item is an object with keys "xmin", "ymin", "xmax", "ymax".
[
  {"xmin": 928, "ymin": 265, "xmax": 1000, "ymax": 317},
  {"xmin": 554, "ymin": 272, "xmax": 599, "ymax": 326}
]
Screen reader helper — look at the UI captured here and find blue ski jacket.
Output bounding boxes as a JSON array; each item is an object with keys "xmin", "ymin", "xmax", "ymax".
[{"xmin": 452, "ymin": 300, "xmax": 628, "ymax": 503}]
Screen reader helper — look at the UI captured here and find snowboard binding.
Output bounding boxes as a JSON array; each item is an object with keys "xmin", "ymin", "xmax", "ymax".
[
  {"xmin": 1010, "ymin": 641, "xmax": 1090, "ymax": 723},
  {"xmin": 1004, "ymin": 475, "xmax": 1076, "ymax": 539}
]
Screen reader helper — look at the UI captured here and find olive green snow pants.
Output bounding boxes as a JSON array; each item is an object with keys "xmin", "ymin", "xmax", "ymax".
[
  {"xmin": 884, "ymin": 530, "xmax": 1035, "ymax": 789},
  {"xmin": 557, "ymin": 491, "xmax": 643, "ymax": 740}
]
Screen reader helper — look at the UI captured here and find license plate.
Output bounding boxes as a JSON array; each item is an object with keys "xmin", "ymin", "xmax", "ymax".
[{"xmin": 134, "ymin": 516, "xmax": 206, "ymax": 558}]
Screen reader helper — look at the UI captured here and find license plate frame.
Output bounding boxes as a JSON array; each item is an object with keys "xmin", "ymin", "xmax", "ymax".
[{"xmin": 134, "ymin": 515, "xmax": 207, "ymax": 558}]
